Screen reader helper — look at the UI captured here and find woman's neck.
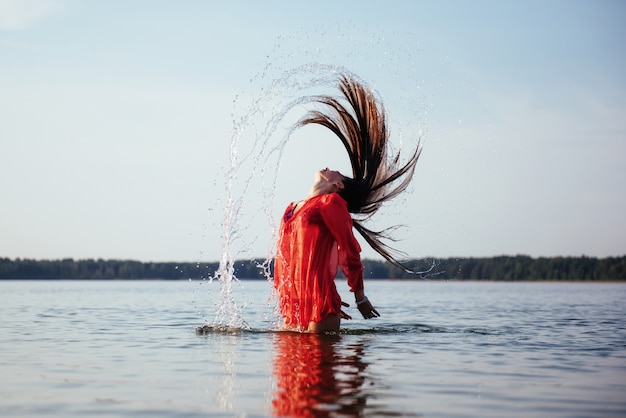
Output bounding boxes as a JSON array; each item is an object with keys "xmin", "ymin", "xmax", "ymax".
[
  {"xmin": 307, "ymin": 179, "xmax": 338, "ymax": 199},
  {"xmin": 306, "ymin": 190, "xmax": 319, "ymax": 200}
]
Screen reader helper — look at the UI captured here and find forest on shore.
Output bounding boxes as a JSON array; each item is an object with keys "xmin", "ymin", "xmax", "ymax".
[{"xmin": 1, "ymin": 255, "xmax": 625, "ymax": 281}]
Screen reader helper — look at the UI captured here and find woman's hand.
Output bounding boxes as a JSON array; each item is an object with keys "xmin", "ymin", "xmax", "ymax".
[
  {"xmin": 340, "ymin": 301, "xmax": 352, "ymax": 320},
  {"xmin": 356, "ymin": 296, "xmax": 380, "ymax": 319}
]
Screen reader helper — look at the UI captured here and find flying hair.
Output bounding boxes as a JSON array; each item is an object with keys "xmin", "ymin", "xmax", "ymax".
[{"xmin": 296, "ymin": 75, "xmax": 421, "ymax": 271}]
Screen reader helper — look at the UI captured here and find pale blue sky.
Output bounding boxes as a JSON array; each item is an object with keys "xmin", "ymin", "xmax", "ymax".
[{"xmin": 1, "ymin": 0, "xmax": 624, "ymax": 262}]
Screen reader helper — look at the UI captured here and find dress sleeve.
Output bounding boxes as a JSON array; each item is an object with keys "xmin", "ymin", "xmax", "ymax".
[{"xmin": 319, "ymin": 193, "xmax": 364, "ymax": 293}]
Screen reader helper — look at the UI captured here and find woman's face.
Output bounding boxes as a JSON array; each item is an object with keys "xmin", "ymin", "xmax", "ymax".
[{"xmin": 316, "ymin": 168, "xmax": 345, "ymax": 190}]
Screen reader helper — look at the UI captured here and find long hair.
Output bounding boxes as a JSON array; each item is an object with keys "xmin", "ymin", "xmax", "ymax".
[{"xmin": 297, "ymin": 75, "xmax": 421, "ymax": 270}]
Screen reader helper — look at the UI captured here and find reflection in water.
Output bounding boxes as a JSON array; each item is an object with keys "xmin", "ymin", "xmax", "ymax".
[
  {"xmin": 272, "ymin": 332, "xmax": 369, "ymax": 417},
  {"xmin": 214, "ymin": 333, "xmax": 238, "ymax": 412},
  {"xmin": 197, "ymin": 331, "xmax": 241, "ymax": 413}
]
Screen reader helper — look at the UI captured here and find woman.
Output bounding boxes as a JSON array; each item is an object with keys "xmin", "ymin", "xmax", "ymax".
[{"xmin": 274, "ymin": 75, "xmax": 421, "ymax": 333}]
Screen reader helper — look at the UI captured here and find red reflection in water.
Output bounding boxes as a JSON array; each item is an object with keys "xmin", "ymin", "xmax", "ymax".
[{"xmin": 272, "ymin": 332, "xmax": 368, "ymax": 416}]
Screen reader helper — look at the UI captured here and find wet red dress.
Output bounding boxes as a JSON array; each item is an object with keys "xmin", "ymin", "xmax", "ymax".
[{"xmin": 274, "ymin": 193, "xmax": 364, "ymax": 328}]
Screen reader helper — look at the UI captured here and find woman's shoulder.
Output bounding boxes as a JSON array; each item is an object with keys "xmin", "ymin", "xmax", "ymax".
[{"xmin": 318, "ymin": 192, "xmax": 348, "ymax": 209}]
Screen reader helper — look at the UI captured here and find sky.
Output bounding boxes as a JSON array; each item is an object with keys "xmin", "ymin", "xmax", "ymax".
[{"xmin": 1, "ymin": 0, "xmax": 625, "ymax": 263}]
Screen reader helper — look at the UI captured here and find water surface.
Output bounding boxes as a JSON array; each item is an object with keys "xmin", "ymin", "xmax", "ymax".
[{"xmin": 1, "ymin": 280, "xmax": 624, "ymax": 417}]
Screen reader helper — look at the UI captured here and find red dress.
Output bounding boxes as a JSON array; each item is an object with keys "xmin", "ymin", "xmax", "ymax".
[{"xmin": 274, "ymin": 193, "xmax": 364, "ymax": 328}]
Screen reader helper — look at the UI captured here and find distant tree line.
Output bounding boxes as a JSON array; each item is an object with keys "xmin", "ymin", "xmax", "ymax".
[
  {"xmin": 396, "ymin": 255, "xmax": 626, "ymax": 281},
  {"xmin": 1, "ymin": 255, "xmax": 625, "ymax": 281}
]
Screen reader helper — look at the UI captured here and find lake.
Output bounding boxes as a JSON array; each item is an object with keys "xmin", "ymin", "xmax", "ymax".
[{"xmin": 1, "ymin": 280, "xmax": 624, "ymax": 417}]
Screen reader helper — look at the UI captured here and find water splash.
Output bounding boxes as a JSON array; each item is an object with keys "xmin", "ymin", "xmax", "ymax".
[
  {"xmin": 201, "ymin": 47, "xmax": 427, "ymax": 328},
  {"xmin": 204, "ymin": 63, "xmax": 370, "ymax": 330}
]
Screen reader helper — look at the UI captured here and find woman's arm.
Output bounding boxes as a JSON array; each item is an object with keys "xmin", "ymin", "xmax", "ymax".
[
  {"xmin": 319, "ymin": 193, "xmax": 363, "ymax": 292},
  {"xmin": 320, "ymin": 193, "xmax": 379, "ymax": 319}
]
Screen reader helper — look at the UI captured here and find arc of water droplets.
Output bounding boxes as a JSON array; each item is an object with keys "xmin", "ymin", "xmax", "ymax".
[{"xmin": 209, "ymin": 63, "xmax": 366, "ymax": 329}]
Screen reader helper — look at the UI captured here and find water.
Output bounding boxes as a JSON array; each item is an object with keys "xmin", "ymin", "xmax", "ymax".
[{"xmin": 1, "ymin": 280, "xmax": 625, "ymax": 417}]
